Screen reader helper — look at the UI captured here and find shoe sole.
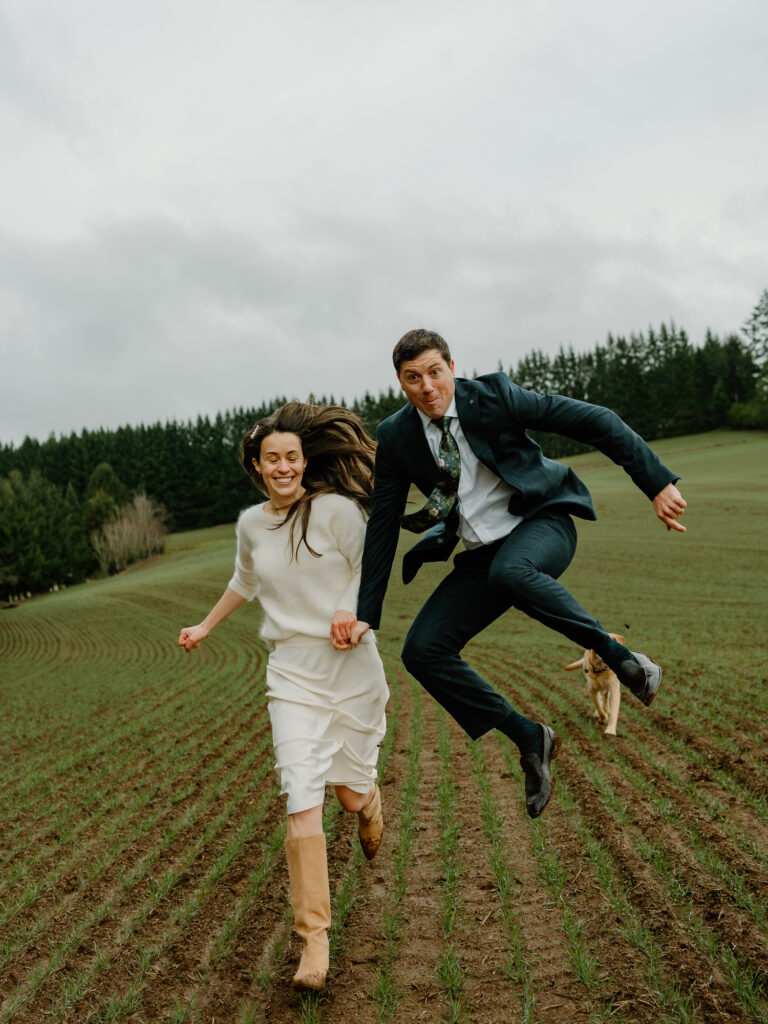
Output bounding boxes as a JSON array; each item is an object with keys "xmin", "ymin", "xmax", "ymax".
[
  {"xmin": 631, "ymin": 652, "xmax": 662, "ymax": 707},
  {"xmin": 542, "ymin": 725, "xmax": 562, "ymax": 764},
  {"xmin": 293, "ymin": 974, "xmax": 327, "ymax": 990},
  {"xmin": 529, "ymin": 728, "xmax": 561, "ymax": 819},
  {"xmin": 549, "ymin": 730, "xmax": 562, "ymax": 760}
]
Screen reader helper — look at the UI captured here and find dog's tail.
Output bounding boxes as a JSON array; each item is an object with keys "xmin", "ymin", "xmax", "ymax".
[{"xmin": 563, "ymin": 658, "xmax": 585, "ymax": 671}]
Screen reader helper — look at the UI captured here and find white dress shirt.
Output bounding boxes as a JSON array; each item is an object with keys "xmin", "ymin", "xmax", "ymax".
[{"xmin": 417, "ymin": 400, "xmax": 524, "ymax": 549}]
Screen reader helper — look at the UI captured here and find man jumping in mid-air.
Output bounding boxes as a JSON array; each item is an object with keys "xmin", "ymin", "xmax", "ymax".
[{"xmin": 346, "ymin": 328, "xmax": 686, "ymax": 818}]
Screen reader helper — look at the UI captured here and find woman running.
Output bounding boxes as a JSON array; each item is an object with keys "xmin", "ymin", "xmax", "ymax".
[{"xmin": 178, "ymin": 402, "xmax": 388, "ymax": 990}]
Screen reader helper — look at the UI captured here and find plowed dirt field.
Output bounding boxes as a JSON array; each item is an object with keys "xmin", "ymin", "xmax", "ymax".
[{"xmin": 1, "ymin": 431, "xmax": 766, "ymax": 1023}]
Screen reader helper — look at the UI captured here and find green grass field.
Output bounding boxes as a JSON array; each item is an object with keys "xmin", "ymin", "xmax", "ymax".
[{"xmin": 1, "ymin": 428, "xmax": 766, "ymax": 1024}]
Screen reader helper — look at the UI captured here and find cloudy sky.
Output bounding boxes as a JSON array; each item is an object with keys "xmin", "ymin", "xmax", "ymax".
[{"xmin": 2, "ymin": 0, "xmax": 766, "ymax": 446}]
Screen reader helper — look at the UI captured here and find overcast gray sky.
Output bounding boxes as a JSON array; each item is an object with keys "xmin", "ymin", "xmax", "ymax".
[{"xmin": 2, "ymin": 0, "xmax": 766, "ymax": 446}]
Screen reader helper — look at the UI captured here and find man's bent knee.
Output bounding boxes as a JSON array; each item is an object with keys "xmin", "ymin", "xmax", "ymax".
[
  {"xmin": 401, "ymin": 634, "xmax": 430, "ymax": 676},
  {"xmin": 402, "ymin": 628, "xmax": 460, "ymax": 679},
  {"xmin": 487, "ymin": 560, "xmax": 537, "ymax": 601}
]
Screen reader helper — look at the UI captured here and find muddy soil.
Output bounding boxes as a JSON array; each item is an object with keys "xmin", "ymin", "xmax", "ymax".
[{"xmin": 3, "ymin": 644, "xmax": 766, "ymax": 1024}]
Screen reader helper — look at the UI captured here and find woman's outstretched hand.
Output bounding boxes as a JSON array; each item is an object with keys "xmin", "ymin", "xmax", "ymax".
[{"xmin": 178, "ymin": 625, "xmax": 209, "ymax": 652}]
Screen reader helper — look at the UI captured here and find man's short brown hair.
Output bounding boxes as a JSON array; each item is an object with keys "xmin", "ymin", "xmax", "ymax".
[{"xmin": 392, "ymin": 329, "xmax": 452, "ymax": 374}]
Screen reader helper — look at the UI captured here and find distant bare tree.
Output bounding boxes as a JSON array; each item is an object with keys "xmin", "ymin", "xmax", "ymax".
[{"xmin": 91, "ymin": 493, "xmax": 166, "ymax": 576}]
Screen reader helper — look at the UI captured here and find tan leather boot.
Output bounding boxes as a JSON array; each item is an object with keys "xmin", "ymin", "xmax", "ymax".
[
  {"xmin": 357, "ymin": 784, "xmax": 383, "ymax": 860},
  {"xmin": 285, "ymin": 833, "xmax": 330, "ymax": 989}
]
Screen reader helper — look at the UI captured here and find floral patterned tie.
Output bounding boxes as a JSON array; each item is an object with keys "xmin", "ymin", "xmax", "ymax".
[{"xmin": 400, "ymin": 416, "xmax": 461, "ymax": 533}]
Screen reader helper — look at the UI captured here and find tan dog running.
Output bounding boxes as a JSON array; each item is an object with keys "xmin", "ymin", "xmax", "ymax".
[{"xmin": 564, "ymin": 632, "xmax": 625, "ymax": 736}]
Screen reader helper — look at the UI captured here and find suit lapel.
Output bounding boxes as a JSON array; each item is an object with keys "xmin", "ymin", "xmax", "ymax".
[
  {"xmin": 454, "ymin": 378, "xmax": 499, "ymax": 472},
  {"xmin": 400, "ymin": 403, "xmax": 437, "ymax": 489}
]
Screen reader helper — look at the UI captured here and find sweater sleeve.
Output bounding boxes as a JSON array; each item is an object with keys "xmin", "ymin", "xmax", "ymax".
[
  {"xmin": 328, "ymin": 497, "xmax": 367, "ymax": 612},
  {"xmin": 228, "ymin": 511, "xmax": 260, "ymax": 600}
]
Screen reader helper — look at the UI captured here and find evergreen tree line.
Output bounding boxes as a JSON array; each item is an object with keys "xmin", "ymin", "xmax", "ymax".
[
  {"xmin": 0, "ymin": 463, "xmax": 167, "ymax": 601},
  {"xmin": 0, "ymin": 389, "xmax": 406, "ymax": 533},
  {"xmin": 0, "ymin": 389, "xmax": 404, "ymax": 601},
  {"xmin": 510, "ymin": 323, "xmax": 759, "ymax": 457},
  {"xmin": 1, "ymin": 310, "xmax": 765, "ymax": 602}
]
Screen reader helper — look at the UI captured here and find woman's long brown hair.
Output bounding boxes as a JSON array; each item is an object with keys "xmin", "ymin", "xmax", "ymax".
[{"xmin": 240, "ymin": 402, "xmax": 376, "ymax": 557}]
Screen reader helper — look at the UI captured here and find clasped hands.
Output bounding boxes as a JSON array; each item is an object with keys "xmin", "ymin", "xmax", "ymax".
[{"xmin": 330, "ymin": 610, "xmax": 370, "ymax": 651}]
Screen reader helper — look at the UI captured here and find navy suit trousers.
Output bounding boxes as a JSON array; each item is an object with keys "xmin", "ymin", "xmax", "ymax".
[{"xmin": 401, "ymin": 512, "xmax": 617, "ymax": 739}]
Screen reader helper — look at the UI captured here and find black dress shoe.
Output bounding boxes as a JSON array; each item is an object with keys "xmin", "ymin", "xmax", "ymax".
[
  {"xmin": 618, "ymin": 652, "xmax": 662, "ymax": 706},
  {"xmin": 519, "ymin": 724, "xmax": 561, "ymax": 819}
]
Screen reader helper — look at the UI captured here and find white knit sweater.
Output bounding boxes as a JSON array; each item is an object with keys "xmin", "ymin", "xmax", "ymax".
[{"xmin": 228, "ymin": 493, "xmax": 367, "ymax": 641}]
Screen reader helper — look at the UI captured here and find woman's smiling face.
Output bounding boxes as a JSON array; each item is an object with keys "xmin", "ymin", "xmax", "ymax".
[{"xmin": 253, "ymin": 431, "xmax": 307, "ymax": 507}]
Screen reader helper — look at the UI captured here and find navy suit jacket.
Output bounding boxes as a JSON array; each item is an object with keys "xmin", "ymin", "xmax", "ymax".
[{"xmin": 356, "ymin": 373, "xmax": 678, "ymax": 629}]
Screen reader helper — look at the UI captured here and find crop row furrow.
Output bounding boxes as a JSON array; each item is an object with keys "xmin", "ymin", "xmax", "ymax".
[
  {"xmin": 57, "ymin": 773, "xmax": 282, "ymax": 1024},
  {"xmin": 493, "ymin": 656, "xmax": 768, "ymax": 935},
  {"xmin": 483, "ymin": 725, "xmax": 656, "ymax": 1021},
  {"xmin": 371, "ymin": 683, "xmax": 448, "ymax": 1022},
  {"xmin": 433, "ymin": 711, "xmax": 466, "ymax": 1024},
  {"xmin": 491, "ymin": 664, "xmax": 768, "ymax": 1021},
  {"xmin": 0, "ymin": 722, "xmax": 274, "ymax": 1003},
  {"xmin": 655, "ymin": 662, "xmax": 768, "ymax": 729},
  {"xmin": 0, "ymin": 673, "xmax": 268, "ymax": 883},
  {"xmin": 609, "ymin": 727, "xmax": 768, "ymax": 874},
  {"xmin": 0, "ymin": 708, "xmax": 272, "ymax": 963},
  {"xmin": 0, "ymin": 643, "xmax": 266, "ymax": 827},
  {"xmin": 527, "ymin": 812, "xmax": 611, "ymax": 1021},
  {"xmin": 467, "ymin": 738, "xmax": 542, "ymax": 1021},
  {"xmin": 0, "ymin": 639, "xmax": 261, "ymax": 800},
  {"xmin": 495, "ymin": 738, "xmax": 718, "ymax": 1024},
  {"xmin": 663, "ymin": 696, "xmax": 768, "ymax": 765},
  {"xmin": 366, "ymin": 674, "xmax": 423, "ymax": 1022},
  {"xmin": 576, "ymin": 729, "xmax": 768, "ymax": 935},
  {"xmin": 619, "ymin": 697, "xmax": 768, "ymax": 798},
  {"xmin": 0, "ymin": 713, "xmax": 256, "ymax": 882},
  {"xmin": 0, "ymin": 614, "xmax": 73, "ymax": 670},
  {"xmin": 553, "ymin": 657, "xmax": 767, "ymax": 858},
  {"xmin": 571, "ymin": 743, "xmax": 768, "ymax": 979},
  {"xmin": 99, "ymin": 776, "xmax": 285, "ymax": 1024},
  {"xmin": 482, "ymin": 651, "xmax": 768, "ymax": 875},
  {"xmin": 0, "ymin": 620, "xmax": 266, "ymax": 777},
  {"xmin": 566, "ymin": 757, "xmax": 768, "ymax": 1022},
  {"xmin": 1, "ymin": 735, "xmax": 278, "ymax": 1024},
  {"xmin": 588, "ymin": 750, "xmax": 768, "ymax": 934}
]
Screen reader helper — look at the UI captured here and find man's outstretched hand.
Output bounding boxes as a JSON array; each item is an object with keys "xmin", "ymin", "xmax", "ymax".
[{"xmin": 653, "ymin": 482, "xmax": 687, "ymax": 532}]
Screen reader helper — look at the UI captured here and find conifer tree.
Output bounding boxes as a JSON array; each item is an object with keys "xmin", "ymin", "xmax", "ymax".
[
  {"xmin": 86, "ymin": 462, "xmax": 129, "ymax": 505},
  {"xmin": 741, "ymin": 288, "xmax": 768, "ymax": 375}
]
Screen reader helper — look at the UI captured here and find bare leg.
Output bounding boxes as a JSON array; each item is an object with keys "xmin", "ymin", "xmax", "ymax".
[
  {"xmin": 334, "ymin": 784, "xmax": 370, "ymax": 813},
  {"xmin": 287, "ymin": 804, "xmax": 323, "ymax": 838}
]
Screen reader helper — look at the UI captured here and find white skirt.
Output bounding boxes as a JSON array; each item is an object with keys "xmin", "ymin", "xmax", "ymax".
[{"xmin": 265, "ymin": 633, "xmax": 389, "ymax": 814}]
